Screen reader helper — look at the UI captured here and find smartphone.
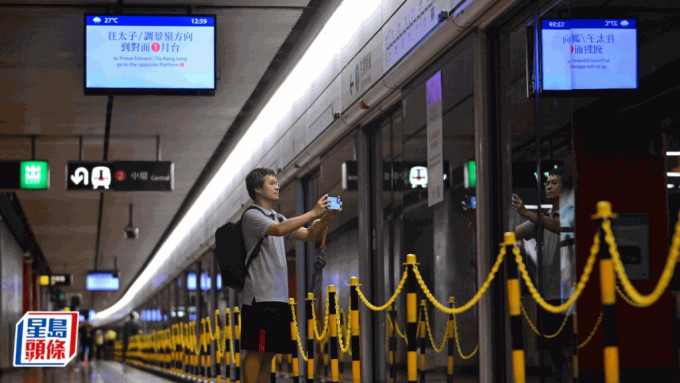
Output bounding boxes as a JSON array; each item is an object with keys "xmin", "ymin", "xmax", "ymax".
[
  {"xmin": 465, "ymin": 196, "xmax": 477, "ymax": 209},
  {"xmin": 327, "ymin": 196, "xmax": 341, "ymax": 210}
]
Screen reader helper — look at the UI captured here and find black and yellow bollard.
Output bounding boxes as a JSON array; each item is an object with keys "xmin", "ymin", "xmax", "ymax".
[
  {"xmin": 201, "ymin": 318, "xmax": 207, "ymax": 383},
  {"xmin": 405, "ymin": 254, "xmax": 418, "ymax": 383},
  {"xmin": 289, "ymin": 298, "xmax": 300, "ymax": 383},
  {"xmin": 271, "ymin": 356, "xmax": 277, "ymax": 383},
  {"xmin": 234, "ymin": 307, "xmax": 242, "ymax": 383},
  {"xmin": 572, "ymin": 312, "xmax": 579, "ymax": 383},
  {"xmin": 183, "ymin": 323, "xmax": 190, "ymax": 379},
  {"xmin": 447, "ymin": 297, "xmax": 455, "ymax": 383},
  {"xmin": 306, "ymin": 293, "xmax": 315, "ymax": 383},
  {"xmin": 350, "ymin": 277, "xmax": 361, "ymax": 383},
  {"xmin": 594, "ymin": 201, "xmax": 619, "ymax": 383},
  {"xmin": 328, "ymin": 285, "xmax": 340, "ymax": 382},
  {"xmin": 388, "ymin": 305, "xmax": 396, "ymax": 383},
  {"xmin": 225, "ymin": 308, "xmax": 233, "ymax": 383},
  {"xmin": 505, "ymin": 232, "xmax": 526, "ymax": 383},
  {"xmin": 338, "ymin": 311, "xmax": 345, "ymax": 383},
  {"xmin": 419, "ymin": 299, "xmax": 427, "ymax": 382}
]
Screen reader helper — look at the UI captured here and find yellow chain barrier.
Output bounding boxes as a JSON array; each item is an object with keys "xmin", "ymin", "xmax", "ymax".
[
  {"xmin": 334, "ymin": 294, "xmax": 348, "ymax": 353},
  {"xmin": 578, "ymin": 310, "xmax": 603, "ymax": 350},
  {"xmin": 450, "ymin": 299, "xmax": 479, "ymax": 359},
  {"xmin": 386, "ymin": 311, "xmax": 408, "ymax": 345},
  {"xmin": 290, "ymin": 302, "xmax": 309, "ymax": 362},
  {"xmin": 518, "ymin": 299, "xmax": 569, "ymax": 339},
  {"xmin": 516, "ymin": 234, "xmax": 599, "ymax": 314},
  {"xmin": 311, "ymin": 292, "xmax": 330, "ymax": 341},
  {"xmin": 412, "ymin": 246, "xmax": 506, "ymax": 315},
  {"xmin": 615, "ymin": 283, "xmax": 643, "ymax": 307},
  {"xmin": 356, "ymin": 269, "xmax": 408, "ymax": 311},
  {"xmin": 338, "ymin": 306, "xmax": 352, "ymax": 354},
  {"xmin": 603, "ymin": 216, "xmax": 680, "ymax": 307},
  {"xmin": 422, "ymin": 302, "xmax": 448, "ymax": 353}
]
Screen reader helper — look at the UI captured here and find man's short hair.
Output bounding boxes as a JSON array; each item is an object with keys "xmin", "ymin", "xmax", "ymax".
[
  {"xmin": 549, "ymin": 166, "xmax": 572, "ymax": 190},
  {"xmin": 246, "ymin": 168, "xmax": 275, "ymax": 200}
]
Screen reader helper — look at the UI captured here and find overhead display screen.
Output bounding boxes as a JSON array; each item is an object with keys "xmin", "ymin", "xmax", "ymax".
[
  {"xmin": 541, "ymin": 19, "xmax": 637, "ymax": 91},
  {"xmin": 86, "ymin": 271, "xmax": 120, "ymax": 291},
  {"xmin": 84, "ymin": 14, "xmax": 216, "ymax": 95}
]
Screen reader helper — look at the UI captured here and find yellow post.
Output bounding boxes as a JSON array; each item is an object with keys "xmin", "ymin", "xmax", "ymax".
[
  {"xmin": 225, "ymin": 308, "xmax": 233, "ymax": 383},
  {"xmin": 593, "ymin": 201, "xmax": 619, "ymax": 383},
  {"xmin": 388, "ymin": 305, "xmax": 396, "ymax": 383},
  {"xmin": 234, "ymin": 307, "xmax": 242, "ymax": 383},
  {"xmin": 329, "ymin": 285, "xmax": 339, "ymax": 382},
  {"xmin": 419, "ymin": 299, "xmax": 427, "ymax": 382},
  {"xmin": 405, "ymin": 254, "xmax": 418, "ymax": 383},
  {"xmin": 447, "ymin": 297, "xmax": 455, "ymax": 383},
  {"xmin": 306, "ymin": 293, "xmax": 315, "ymax": 383},
  {"xmin": 504, "ymin": 232, "xmax": 526, "ymax": 383},
  {"xmin": 572, "ymin": 312, "xmax": 579, "ymax": 382},
  {"xmin": 289, "ymin": 298, "xmax": 299, "ymax": 382},
  {"xmin": 350, "ymin": 277, "xmax": 361, "ymax": 383},
  {"xmin": 271, "ymin": 354, "xmax": 277, "ymax": 382}
]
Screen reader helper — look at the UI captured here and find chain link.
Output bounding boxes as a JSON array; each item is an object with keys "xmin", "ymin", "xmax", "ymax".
[
  {"xmin": 412, "ymin": 246, "xmax": 505, "ymax": 315},
  {"xmin": 615, "ymin": 283, "xmax": 643, "ymax": 307},
  {"xmin": 603, "ymin": 217, "xmax": 680, "ymax": 307},
  {"xmin": 387, "ymin": 311, "xmax": 408, "ymax": 345},
  {"xmin": 450, "ymin": 301, "xmax": 478, "ymax": 359},
  {"xmin": 289, "ymin": 302, "xmax": 309, "ymax": 362},
  {"xmin": 334, "ymin": 293, "xmax": 347, "ymax": 352},
  {"xmin": 578, "ymin": 310, "xmax": 603, "ymax": 350},
  {"xmin": 338, "ymin": 306, "xmax": 352, "ymax": 354},
  {"xmin": 422, "ymin": 302, "xmax": 448, "ymax": 353},
  {"xmin": 311, "ymin": 292, "xmax": 330, "ymax": 341},
  {"xmin": 515, "ymin": 236, "xmax": 597, "ymax": 314},
  {"xmin": 356, "ymin": 269, "xmax": 408, "ymax": 311},
  {"xmin": 519, "ymin": 299, "xmax": 569, "ymax": 338}
]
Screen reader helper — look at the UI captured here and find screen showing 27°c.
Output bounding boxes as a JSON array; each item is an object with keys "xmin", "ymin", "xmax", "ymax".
[
  {"xmin": 541, "ymin": 18, "xmax": 637, "ymax": 91},
  {"xmin": 84, "ymin": 15, "xmax": 216, "ymax": 94}
]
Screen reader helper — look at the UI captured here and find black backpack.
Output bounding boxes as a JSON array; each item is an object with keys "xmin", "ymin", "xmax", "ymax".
[{"xmin": 214, "ymin": 206, "xmax": 267, "ymax": 291}]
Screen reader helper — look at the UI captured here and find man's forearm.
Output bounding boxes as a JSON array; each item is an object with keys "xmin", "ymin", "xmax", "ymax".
[{"xmin": 270, "ymin": 210, "xmax": 318, "ymax": 236}]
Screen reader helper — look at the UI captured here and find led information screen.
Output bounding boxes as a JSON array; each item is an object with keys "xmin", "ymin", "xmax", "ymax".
[
  {"xmin": 0, "ymin": 161, "xmax": 50, "ymax": 190},
  {"xmin": 85, "ymin": 14, "xmax": 216, "ymax": 94},
  {"xmin": 66, "ymin": 161, "xmax": 173, "ymax": 191},
  {"xmin": 86, "ymin": 271, "xmax": 120, "ymax": 291},
  {"xmin": 541, "ymin": 19, "xmax": 637, "ymax": 90}
]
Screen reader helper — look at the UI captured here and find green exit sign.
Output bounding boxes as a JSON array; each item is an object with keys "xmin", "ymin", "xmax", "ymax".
[
  {"xmin": 0, "ymin": 161, "xmax": 49, "ymax": 190},
  {"xmin": 20, "ymin": 161, "xmax": 49, "ymax": 189}
]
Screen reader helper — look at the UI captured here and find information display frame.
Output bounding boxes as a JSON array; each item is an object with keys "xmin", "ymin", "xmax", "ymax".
[
  {"xmin": 538, "ymin": 18, "xmax": 638, "ymax": 93},
  {"xmin": 83, "ymin": 13, "xmax": 217, "ymax": 95}
]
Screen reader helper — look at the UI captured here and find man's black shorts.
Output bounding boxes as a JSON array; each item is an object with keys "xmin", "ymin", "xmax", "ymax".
[{"xmin": 241, "ymin": 300, "xmax": 294, "ymax": 354}]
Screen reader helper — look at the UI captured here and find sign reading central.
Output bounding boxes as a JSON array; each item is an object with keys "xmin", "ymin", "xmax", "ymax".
[{"xmin": 66, "ymin": 161, "xmax": 174, "ymax": 191}]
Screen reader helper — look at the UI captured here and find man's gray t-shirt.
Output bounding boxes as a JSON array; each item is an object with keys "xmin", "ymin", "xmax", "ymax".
[
  {"xmin": 241, "ymin": 205, "xmax": 296, "ymax": 304},
  {"xmin": 519, "ymin": 209, "xmax": 562, "ymax": 301}
]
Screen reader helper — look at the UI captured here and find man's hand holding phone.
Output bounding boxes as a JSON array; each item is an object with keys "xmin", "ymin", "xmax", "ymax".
[{"xmin": 327, "ymin": 196, "xmax": 342, "ymax": 211}]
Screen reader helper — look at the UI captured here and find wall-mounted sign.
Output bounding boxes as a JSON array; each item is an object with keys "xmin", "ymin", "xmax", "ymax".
[
  {"xmin": 66, "ymin": 161, "xmax": 173, "ymax": 191},
  {"xmin": 0, "ymin": 161, "xmax": 50, "ymax": 190},
  {"xmin": 39, "ymin": 274, "xmax": 73, "ymax": 287},
  {"xmin": 383, "ymin": 0, "xmax": 441, "ymax": 72},
  {"xmin": 610, "ymin": 213, "xmax": 650, "ymax": 281},
  {"xmin": 342, "ymin": 161, "xmax": 449, "ymax": 191},
  {"xmin": 426, "ymin": 71, "xmax": 443, "ymax": 206}
]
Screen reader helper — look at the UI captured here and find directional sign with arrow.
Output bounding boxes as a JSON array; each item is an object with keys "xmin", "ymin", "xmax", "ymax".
[{"xmin": 66, "ymin": 161, "xmax": 173, "ymax": 191}]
